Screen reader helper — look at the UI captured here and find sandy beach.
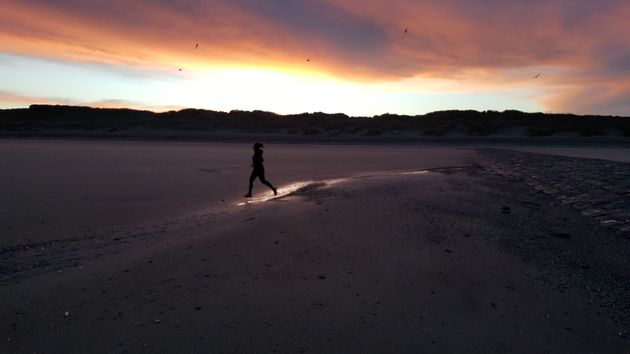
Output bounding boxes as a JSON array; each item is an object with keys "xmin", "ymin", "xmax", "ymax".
[{"xmin": 1, "ymin": 141, "xmax": 629, "ymax": 353}]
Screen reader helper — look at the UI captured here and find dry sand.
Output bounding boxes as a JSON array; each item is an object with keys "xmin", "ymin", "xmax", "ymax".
[{"xmin": 2, "ymin": 151, "xmax": 628, "ymax": 353}]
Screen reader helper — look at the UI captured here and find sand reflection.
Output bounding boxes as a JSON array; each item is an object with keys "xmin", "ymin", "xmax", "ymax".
[
  {"xmin": 236, "ymin": 169, "xmax": 431, "ymax": 206},
  {"xmin": 236, "ymin": 181, "xmax": 314, "ymax": 206}
]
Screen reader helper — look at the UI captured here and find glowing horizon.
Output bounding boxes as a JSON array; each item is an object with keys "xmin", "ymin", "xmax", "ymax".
[{"xmin": 1, "ymin": 0, "xmax": 629, "ymax": 116}]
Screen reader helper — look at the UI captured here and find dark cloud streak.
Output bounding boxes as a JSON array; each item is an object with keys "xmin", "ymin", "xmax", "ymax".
[{"xmin": 231, "ymin": 0, "xmax": 389, "ymax": 55}]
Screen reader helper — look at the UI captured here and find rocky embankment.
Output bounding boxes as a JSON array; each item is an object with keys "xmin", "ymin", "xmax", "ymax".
[{"xmin": 480, "ymin": 149, "xmax": 630, "ymax": 238}]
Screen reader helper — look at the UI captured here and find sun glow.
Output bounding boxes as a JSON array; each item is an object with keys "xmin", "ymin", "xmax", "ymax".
[
  {"xmin": 162, "ymin": 66, "xmax": 385, "ymax": 115},
  {"xmin": 165, "ymin": 64, "xmax": 544, "ymax": 115}
]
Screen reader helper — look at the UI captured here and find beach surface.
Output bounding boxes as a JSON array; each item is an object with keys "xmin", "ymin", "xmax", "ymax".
[
  {"xmin": 1, "ymin": 140, "xmax": 629, "ymax": 353},
  {"xmin": 0, "ymin": 140, "xmax": 472, "ymax": 248}
]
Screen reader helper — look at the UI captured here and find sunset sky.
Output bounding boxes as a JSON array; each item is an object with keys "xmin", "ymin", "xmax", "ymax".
[{"xmin": 1, "ymin": 0, "xmax": 629, "ymax": 116}]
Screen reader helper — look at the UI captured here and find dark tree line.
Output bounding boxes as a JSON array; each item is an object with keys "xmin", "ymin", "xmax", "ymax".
[{"xmin": 0, "ymin": 105, "xmax": 628, "ymax": 137}]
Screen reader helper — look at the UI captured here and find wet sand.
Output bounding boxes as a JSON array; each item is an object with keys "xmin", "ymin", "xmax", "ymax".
[
  {"xmin": 0, "ymin": 140, "xmax": 473, "ymax": 248},
  {"xmin": 1, "ymin": 144, "xmax": 629, "ymax": 353},
  {"xmin": 4, "ymin": 139, "xmax": 629, "ymax": 249}
]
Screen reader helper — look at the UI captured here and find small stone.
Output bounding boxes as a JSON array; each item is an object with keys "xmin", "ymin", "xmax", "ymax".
[
  {"xmin": 317, "ymin": 275, "xmax": 326, "ymax": 280},
  {"xmin": 600, "ymin": 219, "xmax": 621, "ymax": 227},
  {"xmin": 154, "ymin": 319, "xmax": 161, "ymax": 324},
  {"xmin": 581, "ymin": 208, "xmax": 606, "ymax": 217},
  {"xmin": 64, "ymin": 311, "xmax": 70, "ymax": 317}
]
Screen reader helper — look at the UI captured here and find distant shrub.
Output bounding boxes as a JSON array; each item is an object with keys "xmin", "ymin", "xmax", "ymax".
[
  {"xmin": 383, "ymin": 121, "xmax": 405, "ymax": 130},
  {"xmin": 527, "ymin": 127, "xmax": 554, "ymax": 136},
  {"xmin": 578, "ymin": 125, "xmax": 604, "ymax": 137},
  {"xmin": 343, "ymin": 125, "xmax": 362, "ymax": 135},
  {"xmin": 422, "ymin": 123, "xmax": 450, "ymax": 136},
  {"xmin": 302, "ymin": 127, "xmax": 320, "ymax": 135},
  {"xmin": 466, "ymin": 124, "xmax": 497, "ymax": 136}
]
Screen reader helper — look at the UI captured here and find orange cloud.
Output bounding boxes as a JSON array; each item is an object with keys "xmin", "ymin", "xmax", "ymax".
[
  {"xmin": 0, "ymin": 90, "xmax": 182, "ymax": 112},
  {"xmin": 2, "ymin": 1, "xmax": 627, "ymax": 76},
  {"xmin": 0, "ymin": 90, "xmax": 71, "ymax": 106}
]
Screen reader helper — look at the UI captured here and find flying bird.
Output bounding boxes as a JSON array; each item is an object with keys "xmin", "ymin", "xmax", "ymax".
[
  {"xmin": 534, "ymin": 73, "xmax": 541, "ymax": 78},
  {"xmin": 179, "ymin": 68, "xmax": 182, "ymax": 72},
  {"xmin": 195, "ymin": 43, "xmax": 198, "ymax": 49},
  {"xmin": 404, "ymin": 28, "xmax": 408, "ymax": 33},
  {"xmin": 306, "ymin": 59, "xmax": 310, "ymax": 62}
]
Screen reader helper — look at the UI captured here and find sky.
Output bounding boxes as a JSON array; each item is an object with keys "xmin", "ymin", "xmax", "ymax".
[{"xmin": 1, "ymin": 0, "xmax": 629, "ymax": 116}]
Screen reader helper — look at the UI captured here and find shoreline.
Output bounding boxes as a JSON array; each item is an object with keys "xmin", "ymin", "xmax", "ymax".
[{"xmin": 3, "ymin": 131, "xmax": 630, "ymax": 147}]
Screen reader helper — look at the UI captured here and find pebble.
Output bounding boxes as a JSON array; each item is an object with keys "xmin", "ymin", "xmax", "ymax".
[{"xmin": 551, "ymin": 232, "xmax": 571, "ymax": 239}]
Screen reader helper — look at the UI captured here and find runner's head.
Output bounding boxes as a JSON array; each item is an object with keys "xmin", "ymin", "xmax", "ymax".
[{"xmin": 253, "ymin": 142, "xmax": 263, "ymax": 150}]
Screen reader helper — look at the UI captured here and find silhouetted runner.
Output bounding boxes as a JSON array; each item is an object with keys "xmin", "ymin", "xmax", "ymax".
[{"xmin": 244, "ymin": 142, "xmax": 277, "ymax": 198}]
